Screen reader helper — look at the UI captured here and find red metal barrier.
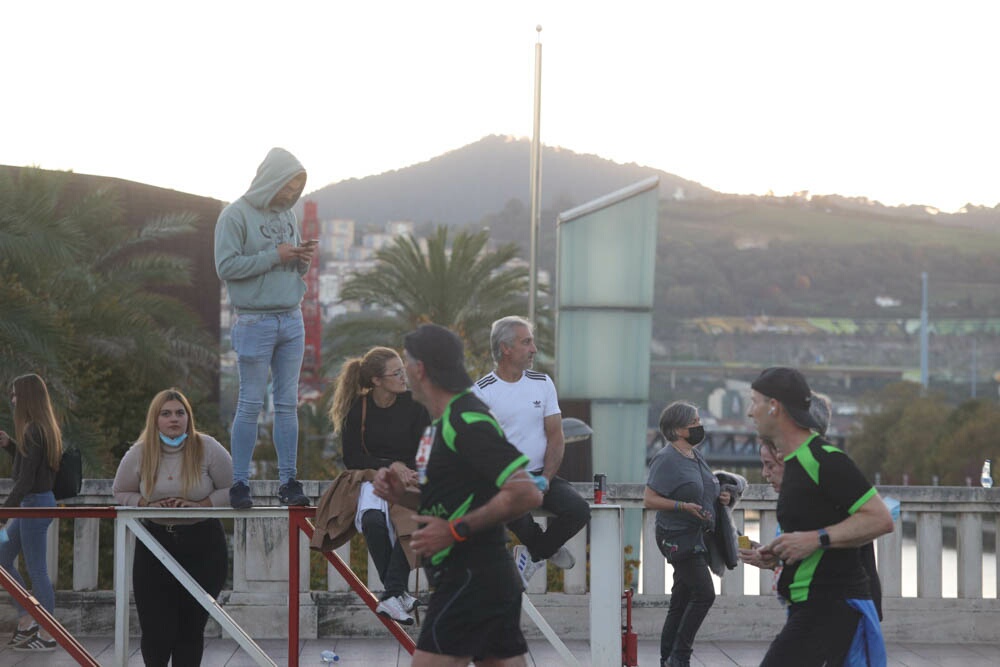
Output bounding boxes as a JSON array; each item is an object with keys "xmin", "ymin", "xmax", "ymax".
[
  {"xmin": 0, "ymin": 506, "xmax": 116, "ymax": 664},
  {"xmin": 288, "ymin": 507, "xmax": 417, "ymax": 667}
]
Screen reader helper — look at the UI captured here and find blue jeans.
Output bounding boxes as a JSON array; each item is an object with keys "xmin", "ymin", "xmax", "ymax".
[
  {"xmin": 0, "ymin": 491, "xmax": 56, "ymax": 617},
  {"xmin": 230, "ymin": 308, "xmax": 304, "ymax": 485}
]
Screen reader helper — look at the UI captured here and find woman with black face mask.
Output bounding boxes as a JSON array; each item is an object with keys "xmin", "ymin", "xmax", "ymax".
[{"xmin": 643, "ymin": 401, "xmax": 730, "ymax": 667}]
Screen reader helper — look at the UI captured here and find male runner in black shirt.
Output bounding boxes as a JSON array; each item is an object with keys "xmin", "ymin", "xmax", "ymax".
[
  {"xmin": 747, "ymin": 367, "xmax": 893, "ymax": 666},
  {"xmin": 375, "ymin": 324, "xmax": 542, "ymax": 667}
]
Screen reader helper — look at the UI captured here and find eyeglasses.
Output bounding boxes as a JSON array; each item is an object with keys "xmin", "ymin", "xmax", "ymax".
[{"xmin": 381, "ymin": 369, "xmax": 406, "ymax": 379}]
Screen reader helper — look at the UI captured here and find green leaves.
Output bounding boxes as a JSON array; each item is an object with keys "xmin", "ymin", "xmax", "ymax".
[
  {"xmin": 329, "ymin": 225, "xmax": 544, "ymax": 373},
  {"xmin": 0, "ymin": 168, "xmax": 217, "ymax": 473}
]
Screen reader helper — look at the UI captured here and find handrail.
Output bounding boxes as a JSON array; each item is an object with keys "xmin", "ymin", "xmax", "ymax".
[
  {"xmin": 288, "ymin": 507, "xmax": 417, "ymax": 666},
  {"xmin": 0, "ymin": 506, "xmax": 115, "ymax": 664}
]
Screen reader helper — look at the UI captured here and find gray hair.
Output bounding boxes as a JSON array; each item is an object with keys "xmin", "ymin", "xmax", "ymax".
[
  {"xmin": 658, "ymin": 401, "xmax": 698, "ymax": 442},
  {"xmin": 490, "ymin": 316, "xmax": 533, "ymax": 364},
  {"xmin": 809, "ymin": 392, "xmax": 832, "ymax": 436}
]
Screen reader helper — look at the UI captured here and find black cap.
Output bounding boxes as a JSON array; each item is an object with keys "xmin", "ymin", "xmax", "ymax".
[
  {"xmin": 403, "ymin": 324, "xmax": 473, "ymax": 392},
  {"xmin": 751, "ymin": 367, "xmax": 821, "ymax": 431}
]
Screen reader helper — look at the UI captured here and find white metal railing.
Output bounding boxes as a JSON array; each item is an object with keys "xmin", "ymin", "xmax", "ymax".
[{"xmin": 5, "ymin": 480, "xmax": 998, "ymax": 639}]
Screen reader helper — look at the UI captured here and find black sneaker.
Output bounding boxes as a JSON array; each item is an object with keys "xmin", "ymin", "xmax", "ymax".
[
  {"xmin": 278, "ymin": 479, "xmax": 309, "ymax": 506},
  {"xmin": 13, "ymin": 635, "xmax": 56, "ymax": 652},
  {"xmin": 8, "ymin": 625, "xmax": 37, "ymax": 646},
  {"xmin": 230, "ymin": 481, "xmax": 253, "ymax": 509}
]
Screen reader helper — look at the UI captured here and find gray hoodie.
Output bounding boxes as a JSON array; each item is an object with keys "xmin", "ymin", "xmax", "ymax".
[{"xmin": 214, "ymin": 148, "xmax": 308, "ymax": 313}]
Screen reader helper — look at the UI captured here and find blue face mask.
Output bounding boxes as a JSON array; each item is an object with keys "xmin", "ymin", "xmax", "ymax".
[{"xmin": 159, "ymin": 432, "xmax": 188, "ymax": 447}]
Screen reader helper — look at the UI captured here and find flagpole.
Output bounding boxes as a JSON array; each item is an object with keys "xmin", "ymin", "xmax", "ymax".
[{"xmin": 528, "ymin": 25, "xmax": 542, "ymax": 324}]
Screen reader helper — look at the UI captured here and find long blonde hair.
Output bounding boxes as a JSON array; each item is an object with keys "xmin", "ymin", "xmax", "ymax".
[
  {"xmin": 328, "ymin": 347, "xmax": 400, "ymax": 435},
  {"xmin": 11, "ymin": 373, "xmax": 62, "ymax": 471},
  {"xmin": 137, "ymin": 389, "xmax": 204, "ymax": 499}
]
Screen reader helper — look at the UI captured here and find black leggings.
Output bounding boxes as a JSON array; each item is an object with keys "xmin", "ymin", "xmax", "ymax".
[
  {"xmin": 660, "ymin": 555, "xmax": 716, "ymax": 664},
  {"xmin": 133, "ymin": 519, "xmax": 228, "ymax": 667}
]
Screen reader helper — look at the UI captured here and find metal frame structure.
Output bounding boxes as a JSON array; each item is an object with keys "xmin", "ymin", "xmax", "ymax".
[
  {"xmin": 0, "ymin": 506, "xmax": 113, "ymax": 665},
  {"xmin": 0, "ymin": 505, "xmax": 622, "ymax": 665},
  {"xmin": 288, "ymin": 507, "xmax": 417, "ymax": 660}
]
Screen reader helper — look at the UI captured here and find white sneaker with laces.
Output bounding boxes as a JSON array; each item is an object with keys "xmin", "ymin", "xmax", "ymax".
[
  {"xmin": 550, "ymin": 545, "xmax": 576, "ymax": 570},
  {"xmin": 376, "ymin": 596, "xmax": 415, "ymax": 625},
  {"xmin": 513, "ymin": 544, "xmax": 545, "ymax": 586},
  {"xmin": 399, "ymin": 592, "xmax": 420, "ymax": 612}
]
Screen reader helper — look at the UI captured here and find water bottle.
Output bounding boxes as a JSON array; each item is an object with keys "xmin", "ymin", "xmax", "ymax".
[
  {"xmin": 320, "ymin": 649, "xmax": 340, "ymax": 663},
  {"xmin": 981, "ymin": 459, "xmax": 993, "ymax": 489},
  {"xmin": 0, "ymin": 527, "xmax": 8, "ymax": 544}
]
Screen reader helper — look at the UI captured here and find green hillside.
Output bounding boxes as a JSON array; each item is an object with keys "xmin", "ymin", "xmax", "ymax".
[{"xmin": 661, "ymin": 196, "xmax": 1000, "ymax": 253}]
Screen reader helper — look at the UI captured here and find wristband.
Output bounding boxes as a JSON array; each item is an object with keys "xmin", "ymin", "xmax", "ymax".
[
  {"xmin": 675, "ymin": 501, "xmax": 680, "ymax": 511},
  {"xmin": 449, "ymin": 519, "xmax": 470, "ymax": 542}
]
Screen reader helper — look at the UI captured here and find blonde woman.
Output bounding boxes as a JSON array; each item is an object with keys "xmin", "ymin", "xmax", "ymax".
[
  {"xmin": 328, "ymin": 346, "xmax": 429, "ymax": 624},
  {"xmin": 113, "ymin": 389, "xmax": 232, "ymax": 666},
  {"xmin": 0, "ymin": 373, "xmax": 62, "ymax": 652}
]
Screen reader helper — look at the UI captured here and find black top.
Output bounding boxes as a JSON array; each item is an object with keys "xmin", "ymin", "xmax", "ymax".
[
  {"xmin": 342, "ymin": 391, "xmax": 430, "ymax": 470},
  {"xmin": 417, "ymin": 391, "xmax": 529, "ymax": 567},
  {"xmin": 776, "ymin": 434, "xmax": 878, "ymax": 603},
  {"xmin": 4, "ymin": 425, "xmax": 56, "ymax": 507}
]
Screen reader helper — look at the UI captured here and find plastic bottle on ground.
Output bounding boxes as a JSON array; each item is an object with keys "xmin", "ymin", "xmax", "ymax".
[{"xmin": 320, "ymin": 649, "xmax": 340, "ymax": 663}]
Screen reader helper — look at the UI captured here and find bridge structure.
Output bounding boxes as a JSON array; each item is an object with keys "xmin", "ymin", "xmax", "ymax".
[{"xmin": 1, "ymin": 480, "xmax": 997, "ymax": 663}]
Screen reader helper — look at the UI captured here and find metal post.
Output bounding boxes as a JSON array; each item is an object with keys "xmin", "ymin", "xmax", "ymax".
[
  {"xmin": 289, "ymin": 508, "xmax": 301, "ymax": 667},
  {"xmin": 971, "ymin": 337, "xmax": 978, "ymax": 398},
  {"xmin": 114, "ymin": 513, "xmax": 129, "ymax": 667},
  {"xmin": 920, "ymin": 271, "xmax": 929, "ymax": 389},
  {"xmin": 590, "ymin": 504, "xmax": 623, "ymax": 666},
  {"xmin": 528, "ymin": 25, "xmax": 543, "ymax": 323}
]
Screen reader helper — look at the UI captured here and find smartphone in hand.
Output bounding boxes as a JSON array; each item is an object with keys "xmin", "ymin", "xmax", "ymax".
[{"xmin": 300, "ymin": 239, "xmax": 319, "ymax": 247}]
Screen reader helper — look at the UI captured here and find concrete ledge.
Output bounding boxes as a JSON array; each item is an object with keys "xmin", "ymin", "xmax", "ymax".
[{"xmin": 3, "ymin": 591, "xmax": 999, "ymax": 643}]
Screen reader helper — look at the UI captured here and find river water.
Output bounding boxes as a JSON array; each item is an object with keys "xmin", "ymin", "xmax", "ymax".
[{"xmin": 733, "ymin": 523, "xmax": 998, "ymax": 598}]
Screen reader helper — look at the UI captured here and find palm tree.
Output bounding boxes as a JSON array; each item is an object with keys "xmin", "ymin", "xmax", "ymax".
[
  {"xmin": 326, "ymin": 226, "xmax": 539, "ymax": 375},
  {"xmin": 0, "ymin": 167, "xmax": 218, "ymax": 472}
]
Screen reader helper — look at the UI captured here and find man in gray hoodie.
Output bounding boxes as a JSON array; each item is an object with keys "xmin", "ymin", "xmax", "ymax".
[{"xmin": 215, "ymin": 147, "xmax": 314, "ymax": 509}]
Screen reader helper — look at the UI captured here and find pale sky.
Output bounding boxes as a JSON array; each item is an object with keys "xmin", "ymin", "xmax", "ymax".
[{"xmin": 3, "ymin": 1, "xmax": 998, "ymax": 212}]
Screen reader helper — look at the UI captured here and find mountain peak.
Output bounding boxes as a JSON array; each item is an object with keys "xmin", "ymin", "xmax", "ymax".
[{"xmin": 302, "ymin": 135, "xmax": 714, "ymax": 226}]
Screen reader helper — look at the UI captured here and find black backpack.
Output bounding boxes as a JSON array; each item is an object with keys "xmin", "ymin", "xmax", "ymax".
[{"xmin": 53, "ymin": 446, "xmax": 82, "ymax": 500}]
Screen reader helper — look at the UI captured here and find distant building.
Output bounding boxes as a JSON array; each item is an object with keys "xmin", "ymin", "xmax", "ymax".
[
  {"xmin": 321, "ymin": 218, "xmax": 356, "ymax": 259},
  {"xmin": 385, "ymin": 220, "xmax": 414, "ymax": 237}
]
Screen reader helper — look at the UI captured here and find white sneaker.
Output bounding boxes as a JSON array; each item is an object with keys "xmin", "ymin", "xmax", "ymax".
[
  {"xmin": 513, "ymin": 544, "xmax": 545, "ymax": 586},
  {"xmin": 399, "ymin": 592, "xmax": 421, "ymax": 612},
  {"xmin": 376, "ymin": 596, "xmax": 415, "ymax": 625},
  {"xmin": 550, "ymin": 545, "xmax": 576, "ymax": 570}
]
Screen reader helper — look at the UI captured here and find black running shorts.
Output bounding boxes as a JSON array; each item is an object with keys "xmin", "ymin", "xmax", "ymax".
[{"xmin": 416, "ymin": 557, "xmax": 528, "ymax": 660}]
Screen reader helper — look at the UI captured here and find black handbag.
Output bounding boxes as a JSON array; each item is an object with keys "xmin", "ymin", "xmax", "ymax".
[{"xmin": 53, "ymin": 447, "xmax": 82, "ymax": 500}]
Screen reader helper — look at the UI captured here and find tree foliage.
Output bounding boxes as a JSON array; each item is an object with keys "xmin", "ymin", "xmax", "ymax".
[
  {"xmin": 848, "ymin": 381, "xmax": 999, "ymax": 485},
  {"xmin": 325, "ymin": 225, "xmax": 548, "ymax": 377},
  {"xmin": 0, "ymin": 168, "xmax": 218, "ymax": 474}
]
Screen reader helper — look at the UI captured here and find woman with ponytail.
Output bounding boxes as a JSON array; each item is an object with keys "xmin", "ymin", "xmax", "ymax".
[
  {"xmin": 0, "ymin": 373, "xmax": 62, "ymax": 652},
  {"xmin": 327, "ymin": 347, "xmax": 429, "ymax": 624},
  {"xmin": 112, "ymin": 388, "xmax": 233, "ymax": 666}
]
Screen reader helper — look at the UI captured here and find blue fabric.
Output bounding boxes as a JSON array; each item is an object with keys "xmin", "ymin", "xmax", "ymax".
[
  {"xmin": 0, "ymin": 491, "xmax": 56, "ymax": 616},
  {"xmin": 230, "ymin": 308, "xmax": 305, "ymax": 484},
  {"xmin": 844, "ymin": 598, "xmax": 886, "ymax": 667}
]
